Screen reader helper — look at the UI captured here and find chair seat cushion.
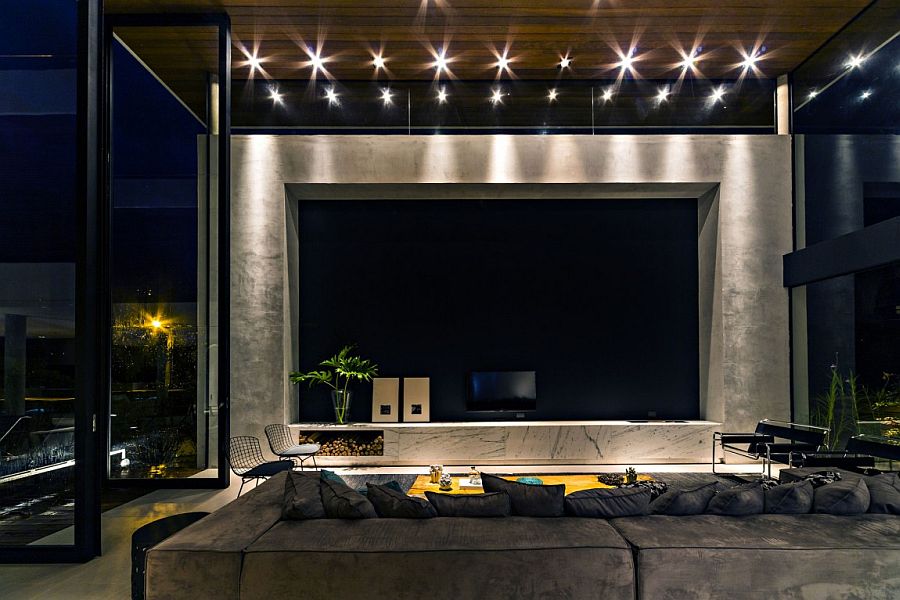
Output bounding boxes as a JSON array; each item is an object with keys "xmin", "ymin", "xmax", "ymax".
[
  {"xmin": 245, "ymin": 461, "xmax": 294, "ymax": 477},
  {"xmin": 281, "ymin": 443, "xmax": 320, "ymax": 456}
]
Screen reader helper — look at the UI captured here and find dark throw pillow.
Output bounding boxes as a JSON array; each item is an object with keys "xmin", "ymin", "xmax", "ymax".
[
  {"xmin": 281, "ymin": 471, "xmax": 327, "ymax": 520},
  {"xmin": 320, "ymin": 469, "xmax": 348, "ymax": 486},
  {"xmin": 813, "ymin": 478, "xmax": 870, "ymax": 515},
  {"xmin": 425, "ymin": 491, "xmax": 511, "ymax": 517},
  {"xmin": 481, "ymin": 473, "xmax": 565, "ymax": 517},
  {"xmin": 707, "ymin": 482, "xmax": 764, "ymax": 516},
  {"xmin": 765, "ymin": 480, "xmax": 814, "ymax": 514},
  {"xmin": 864, "ymin": 473, "xmax": 900, "ymax": 515},
  {"xmin": 650, "ymin": 481, "xmax": 720, "ymax": 516},
  {"xmin": 319, "ymin": 474, "xmax": 378, "ymax": 519},
  {"xmin": 366, "ymin": 483, "xmax": 437, "ymax": 519},
  {"xmin": 564, "ymin": 487, "xmax": 651, "ymax": 518},
  {"xmin": 356, "ymin": 480, "xmax": 404, "ymax": 497}
]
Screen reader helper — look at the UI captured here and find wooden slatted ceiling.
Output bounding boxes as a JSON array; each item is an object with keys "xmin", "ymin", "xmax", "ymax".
[{"xmin": 107, "ymin": 0, "xmax": 878, "ymax": 120}]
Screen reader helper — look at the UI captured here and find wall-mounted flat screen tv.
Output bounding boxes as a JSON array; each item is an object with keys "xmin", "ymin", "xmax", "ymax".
[{"xmin": 467, "ymin": 371, "xmax": 537, "ymax": 412}]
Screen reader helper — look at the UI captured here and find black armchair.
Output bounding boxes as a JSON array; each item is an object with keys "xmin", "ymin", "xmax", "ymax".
[
  {"xmin": 227, "ymin": 436, "xmax": 294, "ymax": 496},
  {"xmin": 713, "ymin": 419, "xmax": 829, "ymax": 477}
]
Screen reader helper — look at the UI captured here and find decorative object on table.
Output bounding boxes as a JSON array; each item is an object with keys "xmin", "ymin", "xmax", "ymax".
[
  {"xmin": 625, "ymin": 467, "xmax": 638, "ymax": 484},
  {"xmin": 597, "ymin": 473, "xmax": 625, "ymax": 487},
  {"xmin": 515, "ymin": 476, "xmax": 544, "ymax": 485},
  {"xmin": 468, "ymin": 466, "xmax": 482, "ymax": 486},
  {"xmin": 289, "ymin": 344, "xmax": 378, "ymax": 424},
  {"xmin": 429, "ymin": 464, "xmax": 443, "ymax": 484},
  {"xmin": 371, "ymin": 377, "xmax": 400, "ymax": 422},
  {"xmin": 439, "ymin": 472, "xmax": 453, "ymax": 491},
  {"xmin": 402, "ymin": 377, "xmax": 430, "ymax": 422},
  {"xmin": 803, "ymin": 470, "xmax": 843, "ymax": 488}
]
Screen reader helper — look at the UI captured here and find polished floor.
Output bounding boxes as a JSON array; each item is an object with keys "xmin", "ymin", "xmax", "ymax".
[{"xmin": 0, "ymin": 463, "xmax": 773, "ymax": 600}]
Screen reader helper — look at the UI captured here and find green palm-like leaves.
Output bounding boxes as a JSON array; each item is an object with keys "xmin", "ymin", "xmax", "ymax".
[{"xmin": 289, "ymin": 344, "xmax": 379, "ymax": 392}]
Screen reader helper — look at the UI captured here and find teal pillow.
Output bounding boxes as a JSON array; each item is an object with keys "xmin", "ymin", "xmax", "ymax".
[
  {"xmin": 516, "ymin": 477, "xmax": 544, "ymax": 486},
  {"xmin": 357, "ymin": 480, "xmax": 405, "ymax": 496},
  {"xmin": 320, "ymin": 469, "xmax": 348, "ymax": 486}
]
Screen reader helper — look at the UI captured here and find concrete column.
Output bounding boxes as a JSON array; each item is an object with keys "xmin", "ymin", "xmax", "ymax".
[
  {"xmin": 3, "ymin": 314, "xmax": 26, "ymax": 416},
  {"xmin": 776, "ymin": 74, "xmax": 790, "ymax": 135}
]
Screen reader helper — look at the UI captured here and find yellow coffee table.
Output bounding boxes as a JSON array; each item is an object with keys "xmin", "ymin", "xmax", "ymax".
[{"xmin": 408, "ymin": 473, "xmax": 653, "ymax": 497}]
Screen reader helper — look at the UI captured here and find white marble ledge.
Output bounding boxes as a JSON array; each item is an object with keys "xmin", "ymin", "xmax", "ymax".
[{"xmin": 292, "ymin": 419, "xmax": 721, "ymax": 430}]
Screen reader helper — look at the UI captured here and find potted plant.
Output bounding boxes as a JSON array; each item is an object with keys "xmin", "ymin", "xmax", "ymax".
[{"xmin": 289, "ymin": 345, "xmax": 378, "ymax": 424}]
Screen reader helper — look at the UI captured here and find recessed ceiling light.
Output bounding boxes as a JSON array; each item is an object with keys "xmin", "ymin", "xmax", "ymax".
[
  {"xmin": 436, "ymin": 87, "xmax": 448, "ymax": 103},
  {"xmin": 325, "ymin": 87, "xmax": 339, "ymax": 104},
  {"xmin": 548, "ymin": 88, "xmax": 558, "ymax": 102},
  {"xmin": 740, "ymin": 49, "xmax": 763, "ymax": 70},
  {"xmin": 680, "ymin": 48, "xmax": 701, "ymax": 70},
  {"xmin": 861, "ymin": 89, "xmax": 872, "ymax": 100},
  {"xmin": 373, "ymin": 54, "xmax": 386, "ymax": 70},
  {"xmin": 656, "ymin": 86, "xmax": 670, "ymax": 102},
  {"xmin": 247, "ymin": 55, "xmax": 262, "ymax": 72},
  {"xmin": 559, "ymin": 55, "xmax": 572, "ymax": 69},
  {"xmin": 710, "ymin": 86, "xmax": 725, "ymax": 103},
  {"xmin": 617, "ymin": 48, "xmax": 636, "ymax": 73},
  {"xmin": 601, "ymin": 88, "xmax": 614, "ymax": 102},
  {"xmin": 846, "ymin": 54, "xmax": 865, "ymax": 69},
  {"xmin": 496, "ymin": 53, "xmax": 510, "ymax": 71},
  {"xmin": 433, "ymin": 49, "xmax": 449, "ymax": 72},
  {"xmin": 381, "ymin": 88, "xmax": 393, "ymax": 104},
  {"xmin": 490, "ymin": 88, "xmax": 504, "ymax": 104},
  {"xmin": 269, "ymin": 87, "xmax": 283, "ymax": 103},
  {"xmin": 310, "ymin": 51, "xmax": 326, "ymax": 73}
]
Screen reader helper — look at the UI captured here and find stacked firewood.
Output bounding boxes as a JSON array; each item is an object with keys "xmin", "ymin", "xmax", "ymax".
[{"xmin": 298, "ymin": 434, "xmax": 384, "ymax": 456}]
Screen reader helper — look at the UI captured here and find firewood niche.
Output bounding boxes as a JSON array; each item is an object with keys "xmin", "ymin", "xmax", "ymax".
[{"xmin": 296, "ymin": 430, "xmax": 385, "ymax": 457}]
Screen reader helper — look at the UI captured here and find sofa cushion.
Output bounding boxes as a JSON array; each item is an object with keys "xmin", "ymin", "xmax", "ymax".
[
  {"xmin": 706, "ymin": 482, "xmax": 764, "ymax": 516},
  {"xmin": 649, "ymin": 481, "xmax": 719, "ymax": 515},
  {"xmin": 240, "ymin": 517, "xmax": 635, "ymax": 600},
  {"xmin": 320, "ymin": 475, "xmax": 378, "ymax": 519},
  {"xmin": 281, "ymin": 471, "xmax": 326, "ymax": 520},
  {"xmin": 610, "ymin": 514, "xmax": 900, "ymax": 600},
  {"xmin": 564, "ymin": 487, "xmax": 651, "ymax": 518},
  {"xmin": 481, "ymin": 473, "xmax": 565, "ymax": 517},
  {"xmin": 814, "ymin": 478, "xmax": 870, "ymax": 515},
  {"xmin": 425, "ymin": 491, "xmax": 511, "ymax": 517},
  {"xmin": 367, "ymin": 483, "xmax": 436, "ymax": 518},
  {"xmin": 865, "ymin": 472, "xmax": 900, "ymax": 514},
  {"xmin": 764, "ymin": 480, "xmax": 814, "ymax": 514}
]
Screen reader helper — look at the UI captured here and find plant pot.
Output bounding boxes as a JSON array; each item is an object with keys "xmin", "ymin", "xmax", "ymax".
[{"xmin": 331, "ymin": 390, "xmax": 352, "ymax": 424}]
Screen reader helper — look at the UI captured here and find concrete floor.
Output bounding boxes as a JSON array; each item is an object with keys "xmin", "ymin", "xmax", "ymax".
[{"xmin": 0, "ymin": 463, "xmax": 772, "ymax": 600}]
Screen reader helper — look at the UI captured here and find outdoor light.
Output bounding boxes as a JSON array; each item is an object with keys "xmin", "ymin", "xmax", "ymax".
[
  {"xmin": 373, "ymin": 54, "xmax": 385, "ymax": 69},
  {"xmin": 381, "ymin": 88, "xmax": 393, "ymax": 104},
  {"xmin": 436, "ymin": 87, "xmax": 448, "ymax": 103},
  {"xmin": 490, "ymin": 88, "xmax": 504, "ymax": 104},
  {"xmin": 846, "ymin": 54, "xmax": 865, "ymax": 69},
  {"xmin": 559, "ymin": 55, "xmax": 571, "ymax": 69},
  {"xmin": 861, "ymin": 89, "xmax": 872, "ymax": 100},
  {"xmin": 710, "ymin": 86, "xmax": 726, "ymax": 102},
  {"xmin": 548, "ymin": 88, "xmax": 558, "ymax": 102},
  {"xmin": 808, "ymin": 90, "xmax": 819, "ymax": 99},
  {"xmin": 150, "ymin": 319, "xmax": 162, "ymax": 329},
  {"xmin": 325, "ymin": 87, "xmax": 339, "ymax": 104}
]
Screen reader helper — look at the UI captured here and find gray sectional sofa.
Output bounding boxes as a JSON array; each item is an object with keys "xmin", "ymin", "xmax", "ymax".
[{"xmin": 145, "ymin": 472, "xmax": 900, "ymax": 600}]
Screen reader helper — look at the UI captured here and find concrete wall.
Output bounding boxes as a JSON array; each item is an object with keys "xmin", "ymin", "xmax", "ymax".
[{"xmin": 230, "ymin": 134, "xmax": 792, "ymax": 442}]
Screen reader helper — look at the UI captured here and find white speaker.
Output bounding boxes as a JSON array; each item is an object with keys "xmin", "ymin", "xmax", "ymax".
[
  {"xmin": 403, "ymin": 377, "xmax": 430, "ymax": 422},
  {"xmin": 371, "ymin": 377, "xmax": 400, "ymax": 422}
]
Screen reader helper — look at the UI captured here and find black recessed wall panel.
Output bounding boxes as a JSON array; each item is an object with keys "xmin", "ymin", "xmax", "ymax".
[{"xmin": 298, "ymin": 199, "xmax": 698, "ymax": 422}]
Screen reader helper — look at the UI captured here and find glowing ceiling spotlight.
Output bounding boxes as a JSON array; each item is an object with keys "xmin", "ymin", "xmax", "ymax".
[
  {"xmin": 269, "ymin": 87, "xmax": 283, "ymax": 104},
  {"xmin": 496, "ymin": 52, "xmax": 510, "ymax": 72},
  {"xmin": 490, "ymin": 88, "xmax": 504, "ymax": 105},
  {"xmin": 246, "ymin": 54, "xmax": 262, "ymax": 72},
  {"xmin": 548, "ymin": 88, "xmax": 558, "ymax": 102},
  {"xmin": 601, "ymin": 87, "xmax": 614, "ymax": 102},
  {"xmin": 324, "ymin": 87, "xmax": 339, "ymax": 104},
  {"xmin": 373, "ymin": 54, "xmax": 386, "ymax": 70},
  {"xmin": 380, "ymin": 87, "xmax": 393, "ymax": 105},
  {"xmin": 710, "ymin": 86, "xmax": 726, "ymax": 103},
  {"xmin": 306, "ymin": 48, "xmax": 327, "ymax": 74},
  {"xmin": 656, "ymin": 86, "xmax": 671, "ymax": 102},
  {"xmin": 846, "ymin": 54, "xmax": 865, "ymax": 69},
  {"xmin": 739, "ymin": 47, "xmax": 765, "ymax": 71},
  {"xmin": 559, "ymin": 55, "xmax": 572, "ymax": 69},
  {"xmin": 679, "ymin": 46, "xmax": 702, "ymax": 71},
  {"xmin": 616, "ymin": 48, "xmax": 636, "ymax": 73},
  {"xmin": 436, "ymin": 86, "xmax": 448, "ymax": 103},
  {"xmin": 433, "ymin": 48, "xmax": 450, "ymax": 73}
]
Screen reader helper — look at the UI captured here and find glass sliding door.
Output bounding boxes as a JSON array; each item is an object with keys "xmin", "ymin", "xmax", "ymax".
[{"xmin": 106, "ymin": 17, "xmax": 229, "ymax": 486}]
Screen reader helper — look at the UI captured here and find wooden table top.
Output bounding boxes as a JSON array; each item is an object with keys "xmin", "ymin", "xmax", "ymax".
[{"xmin": 408, "ymin": 473, "xmax": 653, "ymax": 497}]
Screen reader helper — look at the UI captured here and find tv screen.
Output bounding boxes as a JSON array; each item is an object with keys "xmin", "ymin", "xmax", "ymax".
[{"xmin": 468, "ymin": 371, "xmax": 537, "ymax": 412}]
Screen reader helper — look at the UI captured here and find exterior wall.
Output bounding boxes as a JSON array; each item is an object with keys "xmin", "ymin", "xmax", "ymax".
[{"xmin": 230, "ymin": 134, "xmax": 792, "ymax": 451}]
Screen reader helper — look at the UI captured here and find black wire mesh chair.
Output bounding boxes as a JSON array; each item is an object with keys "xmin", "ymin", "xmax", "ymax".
[
  {"xmin": 227, "ymin": 436, "xmax": 294, "ymax": 496},
  {"xmin": 264, "ymin": 424, "xmax": 321, "ymax": 471}
]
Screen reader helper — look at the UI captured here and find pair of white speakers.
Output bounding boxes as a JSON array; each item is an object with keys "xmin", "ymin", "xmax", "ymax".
[{"xmin": 371, "ymin": 377, "xmax": 430, "ymax": 422}]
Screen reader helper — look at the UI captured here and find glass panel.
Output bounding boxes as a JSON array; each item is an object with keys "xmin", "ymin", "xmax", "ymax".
[
  {"xmin": 108, "ymin": 26, "xmax": 219, "ymax": 480},
  {"xmin": 0, "ymin": 0, "xmax": 78, "ymax": 545}
]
